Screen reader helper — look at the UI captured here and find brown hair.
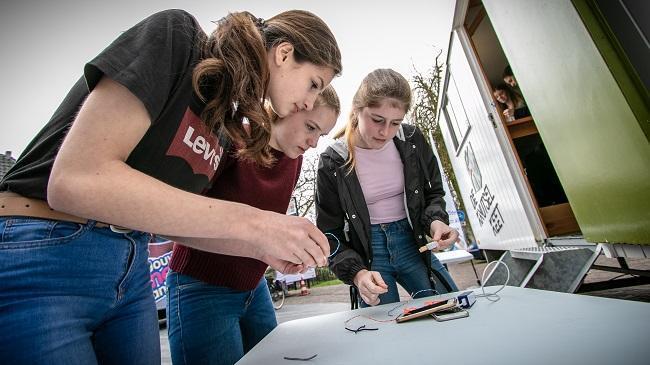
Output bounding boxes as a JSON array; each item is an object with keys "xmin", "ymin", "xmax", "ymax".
[
  {"xmin": 193, "ymin": 10, "xmax": 342, "ymax": 166},
  {"xmin": 502, "ymin": 65, "xmax": 514, "ymax": 79},
  {"xmin": 334, "ymin": 68, "xmax": 411, "ymax": 172},
  {"xmin": 493, "ymin": 83, "xmax": 525, "ymax": 109}
]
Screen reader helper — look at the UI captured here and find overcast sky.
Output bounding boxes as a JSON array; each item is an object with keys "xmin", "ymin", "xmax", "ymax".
[{"xmin": 0, "ymin": 0, "xmax": 454, "ymax": 158}]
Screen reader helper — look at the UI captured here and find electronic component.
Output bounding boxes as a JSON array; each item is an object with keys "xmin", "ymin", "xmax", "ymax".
[
  {"xmin": 418, "ymin": 241, "xmax": 439, "ymax": 253},
  {"xmin": 457, "ymin": 291, "xmax": 476, "ymax": 308}
]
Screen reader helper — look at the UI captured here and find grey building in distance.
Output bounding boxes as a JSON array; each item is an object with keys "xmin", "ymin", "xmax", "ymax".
[{"xmin": 0, "ymin": 151, "xmax": 16, "ymax": 181}]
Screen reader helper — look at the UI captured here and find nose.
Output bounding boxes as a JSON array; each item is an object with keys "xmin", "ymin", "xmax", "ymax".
[
  {"xmin": 302, "ymin": 93, "xmax": 318, "ymax": 111},
  {"xmin": 379, "ymin": 123, "xmax": 389, "ymax": 136},
  {"xmin": 307, "ymin": 136, "xmax": 318, "ymax": 148}
]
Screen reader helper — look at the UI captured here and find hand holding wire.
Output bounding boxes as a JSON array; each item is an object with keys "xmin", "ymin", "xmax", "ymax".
[
  {"xmin": 353, "ymin": 270, "xmax": 388, "ymax": 306},
  {"xmin": 429, "ymin": 220, "xmax": 460, "ymax": 250}
]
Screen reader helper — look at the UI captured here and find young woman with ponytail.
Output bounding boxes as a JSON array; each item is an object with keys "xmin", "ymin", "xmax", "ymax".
[{"xmin": 0, "ymin": 9, "xmax": 341, "ymax": 364}]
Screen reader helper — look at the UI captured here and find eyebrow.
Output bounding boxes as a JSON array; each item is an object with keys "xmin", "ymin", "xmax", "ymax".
[
  {"xmin": 370, "ymin": 113, "xmax": 403, "ymax": 123},
  {"xmin": 317, "ymin": 76, "xmax": 325, "ymax": 90}
]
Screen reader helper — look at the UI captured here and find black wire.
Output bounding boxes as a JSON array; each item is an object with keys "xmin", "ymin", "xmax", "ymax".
[
  {"xmin": 344, "ymin": 324, "xmax": 379, "ymax": 334},
  {"xmin": 283, "ymin": 354, "xmax": 318, "ymax": 361}
]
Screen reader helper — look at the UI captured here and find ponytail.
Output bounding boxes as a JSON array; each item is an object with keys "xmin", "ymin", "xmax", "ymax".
[
  {"xmin": 193, "ymin": 12, "xmax": 272, "ymax": 165},
  {"xmin": 193, "ymin": 10, "xmax": 342, "ymax": 166}
]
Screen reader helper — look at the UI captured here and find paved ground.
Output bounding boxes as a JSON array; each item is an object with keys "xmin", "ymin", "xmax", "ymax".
[
  {"xmin": 278, "ymin": 256, "xmax": 650, "ymax": 305},
  {"xmin": 159, "ymin": 256, "xmax": 649, "ymax": 364}
]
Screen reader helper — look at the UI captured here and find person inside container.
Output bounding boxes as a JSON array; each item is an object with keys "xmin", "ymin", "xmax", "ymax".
[
  {"xmin": 493, "ymin": 82, "xmax": 530, "ymax": 122},
  {"xmin": 502, "ymin": 65, "xmax": 522, "ymax": 94}
]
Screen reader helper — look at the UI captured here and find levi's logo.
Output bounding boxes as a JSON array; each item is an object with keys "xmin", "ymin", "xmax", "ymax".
[{"xmin": 166, "ymin": 108, "xmax": 223, "ymax": 179}]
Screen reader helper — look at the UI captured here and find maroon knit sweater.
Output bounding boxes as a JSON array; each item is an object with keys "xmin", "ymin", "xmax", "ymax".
[{"xmin": 169, "ymin": 149, "xmax": 302, "ymax": 291}]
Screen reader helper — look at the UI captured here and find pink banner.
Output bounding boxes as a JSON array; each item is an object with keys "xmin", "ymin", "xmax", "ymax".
[{"xmin": 148, "ymin": 240, "xmax": 173, "ymax": 304}]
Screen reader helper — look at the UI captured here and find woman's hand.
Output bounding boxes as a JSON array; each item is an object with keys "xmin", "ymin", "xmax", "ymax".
[
  {"xmin": 255, "ymin": 212, "xmax": 330, "ymax": 269},
  {"xmin": 502, "ymin": 108, "xmax": 515, "ymax": 121},
  {"xmin": 264, "ymin": 258, "xmax": 305, "ymax": 275},
  {"xmin": 429, "ymin": 220, "xmax": 460, "ymax": 251},
  {"xmin": 353, "ymin": 269, "xmax": 388, "ymax": 306}
]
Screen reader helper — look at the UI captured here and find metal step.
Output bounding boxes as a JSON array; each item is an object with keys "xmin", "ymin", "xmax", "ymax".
[
  {"xmin": 485, "ymin": 245, "xmax": 601, "ymax": 293},
  {"xmin": 510, "ymin": 246, "xmax": 587, "ymax": 260}
]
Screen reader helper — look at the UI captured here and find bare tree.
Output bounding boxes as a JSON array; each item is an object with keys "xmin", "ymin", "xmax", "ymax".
[
  {"xmin": 292, "ymin": 153, "xmax": 319, "ymax": 219},
  {"xmin": 411, "ymin": 49, "xmax": 473, "ymax": 239},
  {"xmin": 411, "ymin": 49, "xmax": 444, "ymax": 142}
]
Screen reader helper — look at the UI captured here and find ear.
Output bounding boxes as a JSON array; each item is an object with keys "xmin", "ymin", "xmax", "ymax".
[{"xmin": 273, "ymin": 42, "xmax": 294, "ymax": 66}]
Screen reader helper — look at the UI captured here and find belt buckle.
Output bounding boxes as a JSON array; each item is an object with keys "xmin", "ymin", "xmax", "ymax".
[{"xmin": 109, "ymin": 225, "xmax": 132, "ymax": 234}]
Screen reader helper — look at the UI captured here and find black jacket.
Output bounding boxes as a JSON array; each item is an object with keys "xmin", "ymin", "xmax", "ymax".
[{"xmin": 315, "ymin": 124, "xmax": 449, "ymax": 285}]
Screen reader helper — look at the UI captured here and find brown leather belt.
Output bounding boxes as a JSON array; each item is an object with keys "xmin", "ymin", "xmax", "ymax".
[{"xmin": 0, "ymin": 191, "xmax": 111, "ymax": 228}]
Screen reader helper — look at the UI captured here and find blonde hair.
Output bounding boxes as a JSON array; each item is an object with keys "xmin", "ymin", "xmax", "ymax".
[
  {"xmin": 193, "ymin": 10, "xmax": 342, "ymax": 167},
  {"xmin": 269, "ymin": 84, "xmax": 340, "ymax": 124},
  {"xmin": 313, "ymin": 85, "xmax": 341, "ymax": 116},
  {"xmin": 334, "ymin": 68, "xmax": 411, "ymax": 172}
]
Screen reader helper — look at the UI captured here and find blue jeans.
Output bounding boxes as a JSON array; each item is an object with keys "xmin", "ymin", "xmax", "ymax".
[
  {"xmin": 166, "ymin": 271, "xmax": 277, "ymax": 365},
  {"xmin": 431, "ymin": 251, "xmax": 459, "ymax": 294},
  {"xmin": 0, "ymin": 217, "xmax": 159, "ymax": 365},
  {"xmin": 360, "ymin": 218, "xmax": 457, "ymax": 307}
]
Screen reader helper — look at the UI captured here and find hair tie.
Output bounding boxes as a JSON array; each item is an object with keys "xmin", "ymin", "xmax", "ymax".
[{"xmin": 254, "ymin": 17, "xmax": 266, "ymax": 31}]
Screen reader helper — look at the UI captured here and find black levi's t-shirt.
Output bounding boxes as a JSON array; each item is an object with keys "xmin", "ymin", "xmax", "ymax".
[{"xmin": 1, "ymin": 9, "xmax": 228, "ymax": 199}]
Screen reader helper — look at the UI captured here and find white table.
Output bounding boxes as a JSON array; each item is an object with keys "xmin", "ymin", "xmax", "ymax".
[
  {"xmin": 434, "ymin": 249, "xmax": 475, "ymax": 265},
  {"xmin": 435, "ymin": 249, "xmax": 480, "ymax": 285},
  {"xmin": 237, "ymin": 286, "xmax": 650, "ymax": 365},
  {"xmin": 275, "ymin": 267, "xmax": 316, "ymax": 285}
]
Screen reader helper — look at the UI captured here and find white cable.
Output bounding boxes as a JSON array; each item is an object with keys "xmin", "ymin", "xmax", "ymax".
[
  {"xmin": 475, "ymin": 259, "xmax": 510, "ymax": 302},
  {"xmin": 324, "ymin": 232, "xmax": 341, "ymax": 258}
]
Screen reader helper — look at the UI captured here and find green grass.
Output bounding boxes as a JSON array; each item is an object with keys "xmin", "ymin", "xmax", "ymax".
[{"xmin": 310, "ymin": 279, "xmax": 343, "ymax": 288}]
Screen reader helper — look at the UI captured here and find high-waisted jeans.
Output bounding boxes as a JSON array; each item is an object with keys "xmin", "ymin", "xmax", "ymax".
[
  {"xmin": 0, "ymin": 217, "xmax": 159, "ymax": 365},
  {"xmin": 360, "ymin": 218, "xmax": 458, "ymax": 307},
  {"xmin": 166, "ymin": 271, "xmax": 277, "ymax": 365}
]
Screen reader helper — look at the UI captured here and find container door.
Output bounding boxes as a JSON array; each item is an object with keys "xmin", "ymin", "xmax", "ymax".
[
  {"xmin": 439, "ymin": 30, "xmax": 538, "ymax": 250},
  {"xmin": 482, "ymin": 0, "xmax": 650, "ymax": 244}
]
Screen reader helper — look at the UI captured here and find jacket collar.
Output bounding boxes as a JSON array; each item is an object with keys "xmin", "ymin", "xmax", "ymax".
[{"xmin": 330, "ymin": 139, "xmax": 349, "ymax": 161}]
